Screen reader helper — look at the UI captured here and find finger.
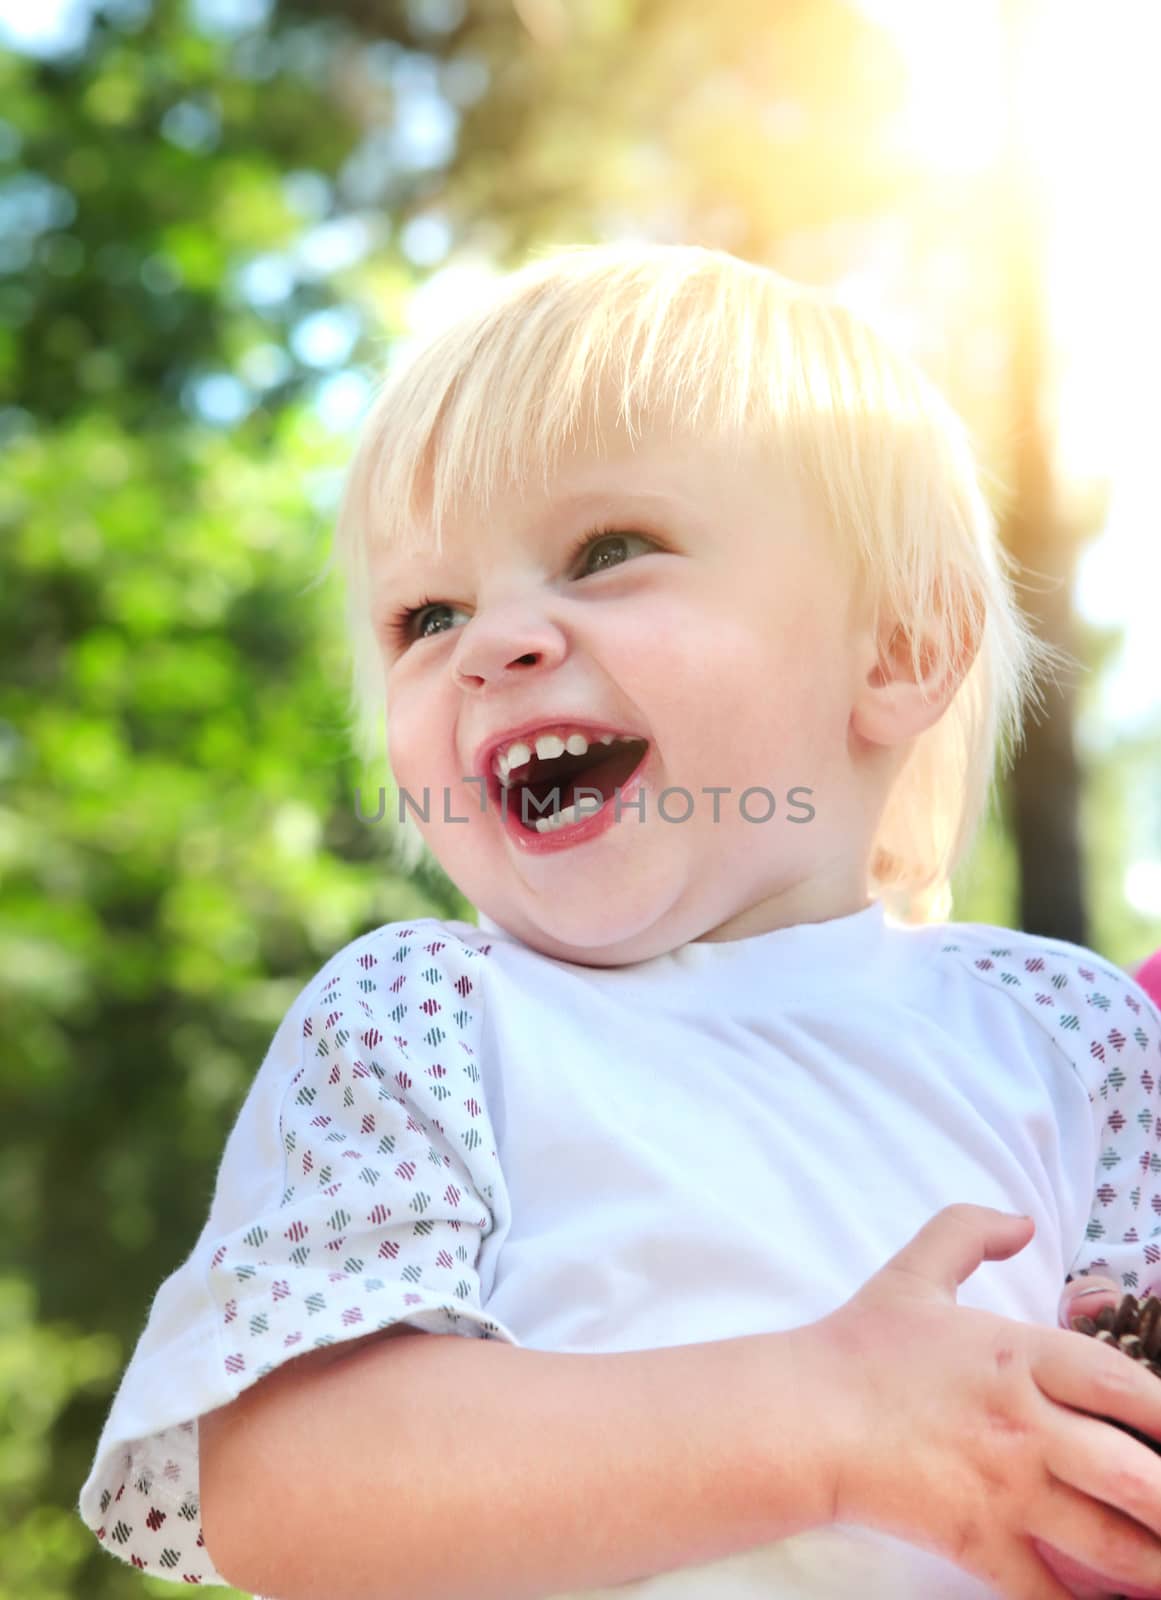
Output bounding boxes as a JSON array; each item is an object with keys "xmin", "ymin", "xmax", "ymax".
[
  {"xmin": 1060, "ymin": 1277, "xmax": 1123, "ymax": 1331},
  {"xmin": 958, "ymin": 1529, "xmax": 1093, "ymax": 1600},
  {"xmin": 881, "ymin": 1205, "xmax": 1035, "ymax": 1300},
  {"xmin": 1000, "ymin": 1531, "xmax": 1095, "ymax": 1600},
  {"xmin": 1042, "ymin": 1404, "xmax": 1161, "ymax": 1545},
  {"xmin": 1032, "ymin": 1537, "xmax": 1124, "ymax": 1599},
  {"xmin": 1028, "ymin": 1475, "xmax": 1161, "ymax": 1598},
  {"xmin": 1034, "ymin": 1332, "xmax": 1161, "ymax": 1459}
]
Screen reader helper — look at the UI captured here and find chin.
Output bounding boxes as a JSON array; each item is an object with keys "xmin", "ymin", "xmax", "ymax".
[{"xmin": 488, "ymin": 895, "xmax": 682, "ymax": 966}]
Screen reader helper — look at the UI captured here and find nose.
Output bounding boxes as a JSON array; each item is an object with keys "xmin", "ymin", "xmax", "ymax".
[{"xmin": 450, "ymin": 601, "xmax": 568, "ymax": 691}]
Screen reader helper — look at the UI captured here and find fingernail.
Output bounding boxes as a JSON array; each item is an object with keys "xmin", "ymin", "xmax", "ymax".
[{"xmin": 1071, "ymin": 1285, "xmax": 1114, "ymax": 1300}]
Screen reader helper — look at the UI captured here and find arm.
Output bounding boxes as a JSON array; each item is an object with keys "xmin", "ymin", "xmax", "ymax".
[{"xmin": 199, "ymin": 1321, "xmax": 838, "ymax": 1600}]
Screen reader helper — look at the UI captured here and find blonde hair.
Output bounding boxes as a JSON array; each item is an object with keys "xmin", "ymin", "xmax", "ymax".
[{"xmin": 327, "ymin": 240, "xmax": 1054, "ymax": 922}]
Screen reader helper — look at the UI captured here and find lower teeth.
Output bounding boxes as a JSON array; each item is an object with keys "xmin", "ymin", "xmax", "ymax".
[{"xmin": 530, "ymin": 797, "xmax": 603, "ymax": 833}]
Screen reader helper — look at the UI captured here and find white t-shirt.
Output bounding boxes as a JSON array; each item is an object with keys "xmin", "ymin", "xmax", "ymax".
[{"xmin": 77, "ymin": 900, "xmax": 1161, "ymax": 1598}]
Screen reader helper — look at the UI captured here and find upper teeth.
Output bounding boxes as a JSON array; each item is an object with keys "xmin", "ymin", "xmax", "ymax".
[{"xmin": 492, "ymin": 728, "xmax": 632, "ymax": 785}]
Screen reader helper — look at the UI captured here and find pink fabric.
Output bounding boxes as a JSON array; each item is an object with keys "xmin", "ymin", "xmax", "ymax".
[{"xmin": 1136, "ymin": 948, "xmax": 1161, "ymax": 1009}]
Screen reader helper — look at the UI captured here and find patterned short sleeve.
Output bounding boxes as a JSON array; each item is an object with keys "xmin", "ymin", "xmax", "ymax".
[
  {"xmin": 949, "ymin": 933, "xmax": 1161, "ymax": 1297},
  {"xmin": 1065, "ymin": 968, "xmax": 1161, "ymax": 1296},
  {"xmin": 77, "ymin": 920, "xmax": 519, "ymax": 1587}
]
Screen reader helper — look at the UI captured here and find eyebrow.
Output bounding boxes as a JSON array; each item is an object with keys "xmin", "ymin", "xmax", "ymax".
[
  {"xmin": 368, "ymin": 481, "xmax": 693, "ymax": 603},
  {"xmin": 552, "ymin": 484, "xmax": 692, "ymax": 517}
]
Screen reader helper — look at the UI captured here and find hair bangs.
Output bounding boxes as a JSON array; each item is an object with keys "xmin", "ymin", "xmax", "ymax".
[{"xmin": 340, "ymin": 246, "xmax": 814, "ymax": 571}]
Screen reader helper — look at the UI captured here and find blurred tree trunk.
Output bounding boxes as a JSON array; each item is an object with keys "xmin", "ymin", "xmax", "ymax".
[{"xmin": 999, "ymin": 0, "xmax": 1088, "ymax": 943}]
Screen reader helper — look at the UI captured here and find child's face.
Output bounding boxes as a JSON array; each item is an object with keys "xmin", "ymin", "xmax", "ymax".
[{"xmin": 370, "ymin": 424, "xmax": 885, "ymax": 965}]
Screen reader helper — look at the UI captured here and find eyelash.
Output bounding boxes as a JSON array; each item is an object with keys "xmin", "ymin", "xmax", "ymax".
[{"xmin": 384, "ymin": 523, "xmax": 660, "ymax": 649}]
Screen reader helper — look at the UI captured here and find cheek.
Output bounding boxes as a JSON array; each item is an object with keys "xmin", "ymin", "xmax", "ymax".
[
  {"xmin": 606, "ymin": 604, "xmax": 749, "ymax": 699},
  {"xmin": 385, "ymin": 689, "xmax": 441, "ymax": 785}
]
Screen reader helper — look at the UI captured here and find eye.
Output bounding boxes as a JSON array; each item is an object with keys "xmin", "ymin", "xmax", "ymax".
[
  {"xmin": 572, "ymin": 527, "xmax": 658, "ymax": 577},
  {"xmin": 386, "ymin": 599, "xmax": 471, "ymax": 649}
]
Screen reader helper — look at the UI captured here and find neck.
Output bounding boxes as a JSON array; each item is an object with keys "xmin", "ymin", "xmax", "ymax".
[{"xmin": 693, "ymin": 864, "xmax": 874, "ymax": 944}]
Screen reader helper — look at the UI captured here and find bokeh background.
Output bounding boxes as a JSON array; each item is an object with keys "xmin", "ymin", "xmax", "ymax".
[{"xmin": 2, "ymin": 0, "xmax": 1160, "ymax": 1593}]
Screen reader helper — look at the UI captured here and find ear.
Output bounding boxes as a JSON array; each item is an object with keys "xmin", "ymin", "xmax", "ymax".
[{"xmin": 851, "ymin": 598, "xmax": 982, "ymax": 749}]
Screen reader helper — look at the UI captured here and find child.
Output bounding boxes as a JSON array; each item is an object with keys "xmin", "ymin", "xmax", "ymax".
[{"xmin": 79, "ymin": 242, "xmax": 1161, "ymax": 1600}]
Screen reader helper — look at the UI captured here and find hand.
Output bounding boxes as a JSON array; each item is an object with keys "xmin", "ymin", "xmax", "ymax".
[
  {"xmin": 806, "ymin": 1206, "xmax": 1161, "ymax": 1599},
  {"xmin": 1034, "ymin": 1276, "xmax": 1152, "ymax": 1599}
]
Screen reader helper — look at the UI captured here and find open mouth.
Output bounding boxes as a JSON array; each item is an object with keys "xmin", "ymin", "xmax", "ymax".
[{"xmin": 496, "ymin": 736, "xmax": 650, "ymax": 834}]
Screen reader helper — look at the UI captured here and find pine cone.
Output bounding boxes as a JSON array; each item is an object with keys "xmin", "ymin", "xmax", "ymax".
[{"xmin": 1070, "ymin": 1290, "xmax": 1161, "ymax": 1455}]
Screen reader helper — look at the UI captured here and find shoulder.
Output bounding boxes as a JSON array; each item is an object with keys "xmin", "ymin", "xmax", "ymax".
[
  {"xmin": 289, "ymin": 915, "xmax": 499, "ymax": 1036},
  {"xmin": 219, "ymin": 915, "xmax": 515, "ymax": 1310},
  {"xmin": 926, "ymin": 918, "xmax": 1142, "ymax": 1005},
  {"xmin": 227, "ymin": 917, "xmax": 503, "ymax": 1174},
  {"xmin": 916, "ymin": 919, "xmax": 1161, "ymax": 1093},
  {"xmin": 278, "ymin": 916, "xmax": 507, "ymax": 1119},
  {"xmin": 304, "ymin": 914, "xmax": 497, "ymax": 992}
]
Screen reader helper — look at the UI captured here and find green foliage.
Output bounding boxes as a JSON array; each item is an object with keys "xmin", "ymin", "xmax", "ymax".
[
  {"xmin": 1, "ymin": 5, "xmax": 469, "ymax": 1592},
  {"xmin": 1, "ymin": 401, "xmax": 469, "ymax": 1593}
]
